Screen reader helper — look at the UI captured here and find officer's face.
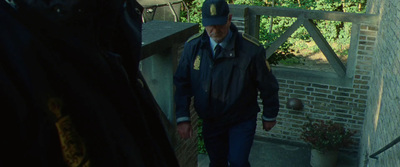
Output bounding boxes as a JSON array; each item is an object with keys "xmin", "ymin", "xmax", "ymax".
[{"xmin": 205, "ymin": 14, "xmax": 232, "ymax": 43}]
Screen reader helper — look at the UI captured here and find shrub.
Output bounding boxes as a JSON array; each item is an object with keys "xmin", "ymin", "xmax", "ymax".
[{"xmin": 300, "ymin": 119, "xmax": 356, "ymax": 152}]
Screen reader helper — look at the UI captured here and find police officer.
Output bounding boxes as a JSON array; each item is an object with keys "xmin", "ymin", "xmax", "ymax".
[
  {"xmin": 0, "ymin": 0, "xmax": 179, "ymax": 166},
  {"xmin": 174, "ymin": 0, "xmax": 280, "ymax": 166}
]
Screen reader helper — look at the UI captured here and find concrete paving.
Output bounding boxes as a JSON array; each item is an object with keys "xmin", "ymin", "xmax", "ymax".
[{"xmin": 198, "ymin": 137, "xmax": 359, "ymax": 167}]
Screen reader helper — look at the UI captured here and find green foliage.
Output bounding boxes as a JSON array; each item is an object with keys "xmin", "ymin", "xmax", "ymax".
[
  {"xmin": 279, "ymin": 56, "xmax": 305, "ymax": 65},
  {"xmin": 181, "ymin": 0, "xmax": 205, "ymax": 30},
  {"xmin": 197, "ymin": 119, "xmax": 207, "ymax": 154},
  {"xmin": 259, "ymin": 16, "xmax": 299, "ymax": 65},
  {"xmin": 233, "ymin": 0, "xmax": 265, "ymax": 6}
]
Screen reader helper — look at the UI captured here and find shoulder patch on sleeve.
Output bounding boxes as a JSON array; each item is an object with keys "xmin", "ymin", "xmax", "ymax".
[
  {"xmin": 242, "ymin": 33, "xmax": 260, "ymax": 46},
  {"xmin": 186, "ymin": 33, "xmax": 202, "ymax": 43}
]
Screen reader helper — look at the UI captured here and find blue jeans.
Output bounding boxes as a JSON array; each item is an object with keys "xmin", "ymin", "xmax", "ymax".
[{"xmin": 202, "ymin": 117, "xmax": 257, "ymax": 167}]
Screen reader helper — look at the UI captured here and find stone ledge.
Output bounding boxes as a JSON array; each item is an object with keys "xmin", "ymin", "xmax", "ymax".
[{"xmin": 142, "ymin": 20, "xmax": 199, "ymax": 59}]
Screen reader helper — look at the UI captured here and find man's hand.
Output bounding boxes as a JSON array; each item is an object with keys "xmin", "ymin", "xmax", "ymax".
[
  {"xmin": 263, "ymin": 121, "xmax": 277, "ymax": 131},
  {"xmin": 177, "ymin": 122, "xmax": 193, "ymax": 139}
]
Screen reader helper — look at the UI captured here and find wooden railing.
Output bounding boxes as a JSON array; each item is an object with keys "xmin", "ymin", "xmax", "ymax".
[{"xmin": 229, "ymin": 5, "xmax": 379, "ymax": 78}]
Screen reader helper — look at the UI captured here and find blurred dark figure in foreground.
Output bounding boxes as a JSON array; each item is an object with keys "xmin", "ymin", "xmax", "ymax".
[{"xmin": 0, "ymin": 0, "xmax": 179, "ymax": 166}]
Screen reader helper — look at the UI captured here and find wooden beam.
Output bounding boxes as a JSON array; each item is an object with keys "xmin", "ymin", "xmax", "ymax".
[
  {"xmin": 265, "ymin": 18, "xmax": 303, "ymax": 59},
  {"xmin": 303, "ymin": 19, "xmax": 346, "ymax": 77},
  {"xmin": 346, "ymin": 23, "xmax": 361, "ymax": 78},
  {"xmin": 247, "ymin": 12, "xmax": 260, "ymax": 39}
]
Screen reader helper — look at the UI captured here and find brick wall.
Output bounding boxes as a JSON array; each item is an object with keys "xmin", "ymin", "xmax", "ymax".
[
  {"xmin": 255, "ymin": 70, "xmax": 373, "ymax": 152},
  {"xmin": 358, "ymin": 0, "xmax": 400, "ymax": 166}
]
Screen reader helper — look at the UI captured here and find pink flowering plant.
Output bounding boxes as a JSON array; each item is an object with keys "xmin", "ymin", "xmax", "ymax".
[{"xmin": 300, "ymin": 119, "xmax": 356, "ymax": 152}]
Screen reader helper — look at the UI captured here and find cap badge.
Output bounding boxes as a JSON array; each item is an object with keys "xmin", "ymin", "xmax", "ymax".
[{"xmin": 210, "ymin": 4, "xmax": 217, "ymax": 16}]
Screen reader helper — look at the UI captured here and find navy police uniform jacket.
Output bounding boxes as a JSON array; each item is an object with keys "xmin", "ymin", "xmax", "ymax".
[
  {"xmin": 0, "ymin": 0, "xmax": 178, "ymax": 166},
  {"xmin": 174, "ymin": 24, "xmax": 279, "ymax": 126}
]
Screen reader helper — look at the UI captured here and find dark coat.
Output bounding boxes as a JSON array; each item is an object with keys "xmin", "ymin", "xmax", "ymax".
[
  {"xmin": 174, "ymin": 24, "xmax": 279, "ymax": 126},
  {"xmin": 0, "ymin": 0, "xmax": 178, "ymax": 166}
]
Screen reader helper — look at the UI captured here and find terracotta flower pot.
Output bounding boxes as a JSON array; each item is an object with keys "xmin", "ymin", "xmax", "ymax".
[{"xmin": 310, "ymin": 149, "xmax": 339, "ymax": 167}]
